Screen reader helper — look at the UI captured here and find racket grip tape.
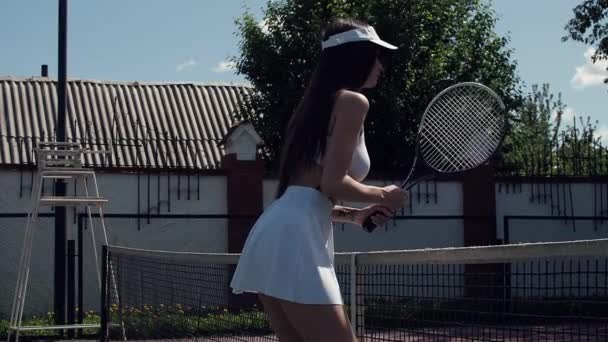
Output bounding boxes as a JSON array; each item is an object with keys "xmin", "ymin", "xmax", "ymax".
[{"xmin": 362, "ymin": 214, "xmax": 378, "ymax": 233}]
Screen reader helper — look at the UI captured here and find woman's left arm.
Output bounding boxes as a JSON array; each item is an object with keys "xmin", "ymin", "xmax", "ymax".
[
  {"xmin": 331, "ymin": 205, "xmax": 360, "ymax": 225},
  {"xmin": 331, "ymin": 204, "xmax": 394, "ymax": 227}
]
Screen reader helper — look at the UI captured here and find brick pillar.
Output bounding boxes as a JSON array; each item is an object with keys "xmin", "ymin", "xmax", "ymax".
[
  {"xmin": 223, "ymin": 153, "xmax": 264, "ymax": 309},
  {"xmin": 223, "ymin": 153, "xmax": 264, "ymax": 252},
  {"xmin": 462, "ymin": 163, "xmax": 498, "ymax": 247},
  {"xmin": 461, "ymin": 163, "xmax": 502, "ymax": 308}
]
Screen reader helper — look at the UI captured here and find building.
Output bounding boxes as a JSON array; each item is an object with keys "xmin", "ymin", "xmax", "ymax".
[
  {"xmin": 0, "ymin": 75, "xmax": 267, "ymax": 317},
  {"xmin": 1, "ymin": 74, "xmax": 605, "ymax": 319}
]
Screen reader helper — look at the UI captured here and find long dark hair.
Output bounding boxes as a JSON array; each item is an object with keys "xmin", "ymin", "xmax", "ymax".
[{"xmin": 275, "ymin": 18, "xmax": 380, "ymax": 198}]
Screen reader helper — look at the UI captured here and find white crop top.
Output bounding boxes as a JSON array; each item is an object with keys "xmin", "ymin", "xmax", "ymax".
[{"xmin": 316, "ymin": 129, "xmax": 370, "ymax": 182}]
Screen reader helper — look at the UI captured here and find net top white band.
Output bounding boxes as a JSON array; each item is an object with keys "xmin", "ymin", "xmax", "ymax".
[{"xmin": 321, "ymin": 26, "xmax": 398, "ymax": 50}]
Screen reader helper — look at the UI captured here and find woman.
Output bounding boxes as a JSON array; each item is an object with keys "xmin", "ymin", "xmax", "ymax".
[{"xmin": 230, "ymin": 18, "xmax": 408, "ymax": 342}]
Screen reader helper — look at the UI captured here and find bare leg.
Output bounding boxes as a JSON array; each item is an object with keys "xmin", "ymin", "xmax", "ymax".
[
  {"xmin": 258, "ymin": 294, "xmax": 304, "ymax": 342},
  {"xmin": 263, "ymin": 294, "xmax": 357, "ymax": 342}
]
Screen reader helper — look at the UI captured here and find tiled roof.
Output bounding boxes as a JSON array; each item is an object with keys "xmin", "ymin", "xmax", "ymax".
[{"xmin": 0, "ymin": 76, "xmax": 253, "ymax": 169}]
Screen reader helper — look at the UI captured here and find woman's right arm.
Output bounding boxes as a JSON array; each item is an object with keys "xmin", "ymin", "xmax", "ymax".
[{"xmin": 319, "ymin": 91, "xmax": 404, "ymax": 208}]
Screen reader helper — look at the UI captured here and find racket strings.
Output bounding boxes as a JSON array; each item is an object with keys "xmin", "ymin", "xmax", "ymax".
[
  {"xmin": 445, "ymin": 90, "xmax": 503, "ymax": 144},
  {"xmin": 423, "ymin": 100, "xmax": 493, "ymax": 167},
  {"xmin": 422, "ymin": 109, "xmax": 498, "ymax": 169},
  {"xmin": 419, "ymin": 86, "xmax": 504, "ymax": 172},
  {"xmin": 424, "ymin": 134, "xmax": 481, "ymax": 169},
  {"xmin": 440, "ymin": 97, "xmax": 502, "ymax": 156},
  {"xmin": 434, "ymin": 98, "xmax": 501, "ymax": 164},
  {"xmin": 420, "ymin": 129, "xmax": 470, "ymax": 171},
  {"xmin": 433, "ymin": 94, "xmax": 491, "ymax": 141},
  {"xmin": 452, "ymin": 91, "xmax": 503, "ymax": 133},
  {"xmin": 422, "ymin": 128, "xmax": 485, "ymax": 171},
  {"xmin": 421, "ymin": 114, "xmax": 481, "ymax": 168},
  {"xmin": 423, "ymin": 101, "xmax": 495, "ymax": 163},
  {"xmin": 454, "ymin": 91, "xmax": 504, "ymax": 136}
]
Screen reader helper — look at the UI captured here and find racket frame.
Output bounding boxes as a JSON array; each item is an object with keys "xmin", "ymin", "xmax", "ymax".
[
  {"xmin": 402, "ymin": 82, "xmax": 507, "ymax": 189},
  {"xmin": 363, "ymin": 82, "xmax": 506, "ymax": 232}
]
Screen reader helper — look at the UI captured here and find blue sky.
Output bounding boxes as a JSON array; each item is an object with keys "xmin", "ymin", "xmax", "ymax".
[
  {"xmin": 1, "ymin": 0, "xmax": 606, "ymax": 138},
  {"xmin": 493, "ymin": 0, "xmax": 608, "ymax": 139}
]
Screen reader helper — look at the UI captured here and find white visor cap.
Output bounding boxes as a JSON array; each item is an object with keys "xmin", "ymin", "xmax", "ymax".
[{"xmin": 321, "ymin": 26, "xmax": 398, "ymax": 50}]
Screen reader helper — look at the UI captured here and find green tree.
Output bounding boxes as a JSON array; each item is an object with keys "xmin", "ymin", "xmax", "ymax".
[
  {"xmin": 563, "ymin": 0, "xmax": 608, "ymax": 85},
  {"xmin": 233, "ymin": 0, "xmax": 522, "ymax": 173},
  {"xmin": 556, "ymin": 115, "xmax": 604, "ymax": 176},
  {"xmin": 500, "ymin": 84, "xmax": 565, "ymax": 175},
  {"xmin": 500, "ymin": 84, "xmax": 605, "ymax": 177}
]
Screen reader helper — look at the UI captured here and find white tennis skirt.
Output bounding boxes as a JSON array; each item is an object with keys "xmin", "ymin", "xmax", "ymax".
[{"xmin": 229, "ymin": 185, "xmax": 343, "ymax": 305}]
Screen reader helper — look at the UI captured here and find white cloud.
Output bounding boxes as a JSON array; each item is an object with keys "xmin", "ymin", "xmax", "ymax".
[
  {"xmin": 258, "ymin": 19, "xmax": 269, "ymax": 34},
  {"xmin": 563, "ymin": 107, "xmax": 577, "ymax": 122},
  {"xmin": 594, "ymin": 126, "xmax": 608, "ymax": 144},
  {"xmin": 211, "ymin": 61, "xmax": 236, "ymax": 73},
  {"xmin": 176, "ymin": 59, "xmax": 197, "ymax": 72},
  {"xmin": 551, "ymin": 106, "xmax": 577, "ymax": 122},
  {"xmin": 571, "ymin": 48, "xmax": 608, "ymax": 89}
]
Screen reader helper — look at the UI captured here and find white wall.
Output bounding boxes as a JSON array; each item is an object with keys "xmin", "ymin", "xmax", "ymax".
[
  {"xmin": 0, "ymin": 170, "xmax": 228, "ymax": 244},
  {"xmin": 495, "ymin": 182, "xmax": 608, "ymax": 243},
  {"xmin": 495, "ymin": 181, "xmax": 608, "ymax": 298},
  {"xmin": 263, "ymin": 179, "xmax": 464, "ymax": 252},
  {"xmin": 0, "ymin": 169, "xmax": 228, "ymax": 317},
  {"xmin": 264, "ymin": 179, "xmax": 608, "ymax": 252},
  {"xmin": 3, "ymin": 169, "xmax": 607, "ymax": 317},
  {"xmin": 0, "ymin": 170, "xmax": 227, "ymax": 215},
  {"xmin": 0, "ymin": 216, "xmax": 55, "ymax": 317}
]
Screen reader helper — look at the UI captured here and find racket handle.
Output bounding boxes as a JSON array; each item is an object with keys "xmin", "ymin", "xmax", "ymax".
[
  {"xmin": 362, "ymin": 215, "xmax": 378, "ymax": 233},
  {"xmin": 402, "ymin": 174, "xmax": 437, "ymax": 190}
]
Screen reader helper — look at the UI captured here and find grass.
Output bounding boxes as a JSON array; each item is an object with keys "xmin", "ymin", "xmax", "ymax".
[
  {"xmin": 0, "ymin": 310, "xmax": 100, "ymax": 338},
  {"xmin": 1, "ymin": 304, "xmax": 272, "ymax": 340},
  {"xmin": 362, "ymin": 295, "xmax": 608, "ymax": 329},
  {"xmin": 105, "ymin": 304, "xmax": 271, "ymax": 339},
  {"xmin": 3, "ymin": 298, "xmax": 607, "ymax": 339}
]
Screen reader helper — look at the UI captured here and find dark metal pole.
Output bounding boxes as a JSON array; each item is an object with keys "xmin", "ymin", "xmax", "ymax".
[
  {"xmin": 100, "ymin": 246, "xmax": 108, "ymax": 342},
  {"xmin": 57, "ymin": 2, "xmax": 67, "ymax": 142},
  {"xmin": 77, "ymin": 215, "xmax": 84, "ymax": 336},
  {"xmin": 67, "ymin": 240, "xmax": 76, "ymax": 338},
  {"xmin": 54, "ymin": 0, "xmax": 68, "ymax": 331}
]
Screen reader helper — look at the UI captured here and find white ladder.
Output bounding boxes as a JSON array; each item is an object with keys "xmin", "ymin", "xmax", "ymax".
[{"xmin": 7, "ymin": 142, "xmax": 110, "ymax": 342}]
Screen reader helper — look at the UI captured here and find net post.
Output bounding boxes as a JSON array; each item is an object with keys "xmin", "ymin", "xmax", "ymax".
[
  {"xmin": 100, "ymin": 245, "xmax": 108, "ymax": 342},
  {"xmin": 349, "ymin": 253, "xmax": 360, "ymax": 338}
]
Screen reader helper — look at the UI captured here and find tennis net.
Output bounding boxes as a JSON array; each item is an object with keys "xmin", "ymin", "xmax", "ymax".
[{"xmin": 101, "ymin": 239, "xmax": 608, "ymax": 341}]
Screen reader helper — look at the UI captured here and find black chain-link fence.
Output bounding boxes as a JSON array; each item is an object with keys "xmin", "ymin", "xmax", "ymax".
[
  {"xmin": 1, "ymin": 213, "xmax": 250, "ymax": 322},
  {"xmin": 79, "ymin": 214, "xmax": 244, "ymax": 316}
]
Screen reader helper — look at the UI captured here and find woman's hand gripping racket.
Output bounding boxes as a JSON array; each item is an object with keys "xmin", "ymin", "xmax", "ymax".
[{"xmin": 362, "ymin": 82, "xmax": 506, "ymax": 232}]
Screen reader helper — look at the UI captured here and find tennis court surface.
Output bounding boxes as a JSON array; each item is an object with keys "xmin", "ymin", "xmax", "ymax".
[{"xmin": 101, "ymin": 239, "xmax": 608, "ymax": 341}]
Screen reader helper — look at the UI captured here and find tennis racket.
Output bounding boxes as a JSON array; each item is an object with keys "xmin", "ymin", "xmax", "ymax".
[{"xmin": 363, "ymin": 82, "xmax": 506, "ymax": 232}]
